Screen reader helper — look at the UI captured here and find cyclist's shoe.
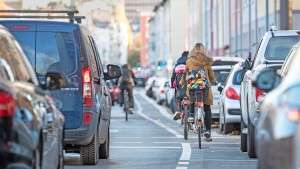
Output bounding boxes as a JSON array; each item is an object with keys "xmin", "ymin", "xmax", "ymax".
[
  {"xmin": 204, "ymin": 130, "xmax": 212, "ymax": 142},
  {"xmin": 188, "ymin": 113, "xmax": 194, "ymax": 123},
  {"xmin": 129, "ymin": 108, "xmax": 134, "ymax": 114},
  {"xmin": 173, "ymin": 111, "xmax": 181, "ymax": 121}
]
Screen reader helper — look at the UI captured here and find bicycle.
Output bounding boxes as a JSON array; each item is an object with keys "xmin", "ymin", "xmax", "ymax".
[
  {"xmin": 123, "ymin": 90, "xmax": 129, "ymax": 121},
  {"xmin": 181, "ymin": 89, "xmax": 206, "ymax": 149}
]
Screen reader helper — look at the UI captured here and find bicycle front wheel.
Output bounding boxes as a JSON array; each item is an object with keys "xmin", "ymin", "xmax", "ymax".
[
  {"xmin": 198, "ymin": 121, "xmax": 201, "ymax": 149},
  {"xmin": 184, "ymin": 106, "xmax": 188, "ymax": 140}
]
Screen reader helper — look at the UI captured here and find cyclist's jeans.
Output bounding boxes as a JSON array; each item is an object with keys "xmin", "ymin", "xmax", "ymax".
[
  {"xmin": 119, "ymin": 87, "xmax": 134, "ymax": 108},
  {"xmin": 190, "ymin": 103, "xmax": 212, "ymax": 131}
]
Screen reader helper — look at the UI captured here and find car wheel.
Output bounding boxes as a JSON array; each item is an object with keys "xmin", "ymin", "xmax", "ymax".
[
  {"xmin": 80, "ymin": 127, "xmax": 99, "ymax": 165},
  {"xmin": 247, "ymin": 116, "xmax": 257, "ymax": 158},
  {"xmin": 240, "ymin": 114, "xmax": 247, "ymax": 152},
  {"xmin": 57, "ymin": 130, "xmax": 64, "ymax": 169},
  {"xmin": 33, "ymin": 138, "xmax": 42, "ymax": 169},
  {"xmin": 99, "ymin": 126, "xmax": 110, "ymax": 159},
  {"xmin": 219, "ymin": 112, "xmax": 224, "ymax": 133},
  {"xmin": 223, "ymin": 121, "xmax": 233, "ymax": 135}
]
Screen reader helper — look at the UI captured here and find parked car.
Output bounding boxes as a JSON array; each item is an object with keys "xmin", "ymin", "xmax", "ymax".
[
  {"xmin": 165, "ymin": 87, "xmax": 176, "ymax": 113},
  {"xmin": 152, "ymin": 77, "xmax": 168, "ymax": 105},
  {"xmin": 0, "ymin": 11, "xmax": 121, "ymax": 165},
  {"xmin": 211, "ymin": 56, "xmax": 244, "ymax": 120},
  {"xmin": 239, "ymin": 27, "xmax": 300, "ymax": 157},
  {"xmin": 0, "ymin": 25, "xmax": 66, "ymax": 169},
  {"xmin": 252, "ymin": 42, "xmax": 300, "ymax": 169},
  {"xmin": 135, "ymin": 75, "xmax": 146, "ymax": 87},
  {"xmin": 107, "ymin": 80, "xmax": 119, "ymax": 106},
  {"xmin": 218, "ymin": 62, "xmax": 246, "ymax": 134},
  {"xmin": 145, "ymin": 76, "xmax": 156, "ymax": 97}
]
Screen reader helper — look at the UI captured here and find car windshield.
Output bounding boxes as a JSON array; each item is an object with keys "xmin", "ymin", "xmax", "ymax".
[
  {"xmin": 213, "ymin": 69, "xmax": 231, "ymax": 84},
  {"xmin": 265, "ymin": 36, "xmax": 300, "ymax": 60}
]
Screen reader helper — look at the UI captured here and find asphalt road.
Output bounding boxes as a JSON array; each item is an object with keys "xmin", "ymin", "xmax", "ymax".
[{"xmin": 64, "ymin": 89, "xmax": 258, "ymax": 169}]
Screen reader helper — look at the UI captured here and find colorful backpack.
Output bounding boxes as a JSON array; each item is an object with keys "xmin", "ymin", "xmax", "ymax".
[{"xmin": 186, "ymin": 67, "xmax": 210, "ymax": 90}]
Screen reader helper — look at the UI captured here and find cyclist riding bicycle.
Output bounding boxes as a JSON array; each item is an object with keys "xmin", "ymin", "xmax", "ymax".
[
  {"xmin": 171, "ymin": 51, "xmax": 189, "ymax": 121},
  {"xmin": 179, "ymin": 43, "xmax": 217, "ymax": 141},
  {"xmin": 118, "ymin": 64, "xmax": 136, "ymax": 113}
]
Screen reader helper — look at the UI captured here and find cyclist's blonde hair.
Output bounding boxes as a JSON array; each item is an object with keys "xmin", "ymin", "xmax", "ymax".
[{"xmin": 190, "ymin": 43, "xmax": 210, "ymax": 58}]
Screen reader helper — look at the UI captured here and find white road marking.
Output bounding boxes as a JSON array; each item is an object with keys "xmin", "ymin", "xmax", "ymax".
[
  {"xmin": 110, "ymin": 146, "xmax": 181, "ymax": 149},
  {"xmin": 179, "ymin": 143, "xmax": 191, "ymax": 161},
  {"xmin": 135, "ymin": 96, "xmax": 191, "ymax": 168},
  {"xmin": 113, "ymin": 142, "xmax": 142, "ymax": 144},
  {"xmin": 153, "ymin": 142, "xmax": 183, "ymax": 144},
  {"xmin": 176, "ymin": 167, "xmax": 187, "ymax": 169},
  {"xmin": 115, "ymin": 137, "xmax": 141, "ymax": 139},
  {"xmin": 110, "ymin": 129, "xmax": 119, "ymax": 133},
  {"xmin": 204, "ymin": 159, "xmax": 258, "ymax": 162},
  {"xmin": 178, "ymin": 162, "xmax": 189, "ymax": 165}
]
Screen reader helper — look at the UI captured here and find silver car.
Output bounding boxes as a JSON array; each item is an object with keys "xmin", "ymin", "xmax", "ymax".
[
  {"xmin": 218, "ymin": 62, "xmax": 246, "ymax": 134},
  {"xmin": 211, "ymin": 57, "xmax": 244, "ymax": 119}
]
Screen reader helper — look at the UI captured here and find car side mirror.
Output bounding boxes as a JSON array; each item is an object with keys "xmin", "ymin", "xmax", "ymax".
[
  {"xmin": 217, "ymin": 82, "xmax": 224, "ymax": 93},
  {"xmin": 44, "ymin": 72, "xmax": 68, "ymax": 90},
  {"xmin": 105, "ymin": 64, "xmax": 122, "ymax": 80},
  {"xmin": 251, "ymin": 70, "xmax": 281, "ymax": 92},
  {"xmin": 242, "ymin": 58, "xmax": 251, "ymax": 70}
]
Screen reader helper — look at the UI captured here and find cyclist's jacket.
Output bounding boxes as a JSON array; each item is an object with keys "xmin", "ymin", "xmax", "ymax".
[
  {"xmin": 179, "ymin": 54, "xmax": 217, "ymax": 105},
  {"xmin": 171, "ymin": 54, "xmax": 188, "ymax": 88}
]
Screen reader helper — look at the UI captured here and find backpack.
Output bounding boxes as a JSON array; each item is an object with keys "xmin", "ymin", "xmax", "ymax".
[
  {"xmin": 173, "ymin": 64, "xmax": 185, "ymax": 88},
  {"xmin": 175, "ymin": 72, "xmax": 186, "ymax": 98},
  {"xmin": 121, "ymin": 69, "xmax": 132, "ymax": 84},
  {"xmin": 186, "ymin": 67, "xmax": 210, "ymax": 90}
]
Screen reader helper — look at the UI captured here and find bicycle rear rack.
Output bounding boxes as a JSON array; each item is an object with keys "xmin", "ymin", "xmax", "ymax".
[{"xmin": 0, "ymin": 10, "xmax": 85, "ymax": 23}]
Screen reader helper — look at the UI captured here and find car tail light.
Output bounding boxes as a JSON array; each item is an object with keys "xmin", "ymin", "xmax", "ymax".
[
  {"xmin": 160, "ymin": 90, "xmax": 164, "ymax": 93},
  {"xmin": 109, "ymin": 88, "xmax": 114, "ymax": 92},
  {"xmin": 115, "ymin": 88, "xmax": 119, "ymax": 93},
  {"xmin": 84, "ymin": 113, "xmax": 92, "ymax": 124},
  {"xmin": 256, "ymin": 88, "xmax": 265, "ymax": 102},
  {"xmin": 282, "ymin": 103, "xmax": 300, "ymax": 122},
  {"xmin": 11, "ymin": 25, "xmax": 29, "ymax": 29},
  {"xmin": 195, "ymin": 102, "xmax": 203, "ymax": 107},
  {"xmin": 226, "ymin": 87, "xmax": 240, "ymax": 100},
  {"xmin": 297, "ymin": 31, "xmax": 300, "ymax": 35},
  {"xmin": 82, "ymin": 67, "xmax": 93, "ymax": 106},
  {"xmin": 0, "ymin": 91, "xmax": 16, "ymax": 127}
]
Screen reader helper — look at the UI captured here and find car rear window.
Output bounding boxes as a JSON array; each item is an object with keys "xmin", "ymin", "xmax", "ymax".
[
  {"xmin": 265, "ymin": 36, "xmax": 300, "ymax": 60},
  {"xmin": 213, "ymin": 69, "xmax": 231, "ymax": 84},
  {"xmin": 212, "ymin": 61, "xmax": 240, "ymax": 66},
  {"xmin": 232, "ymin": 70, "xmax": 246, "ymax": 85}
]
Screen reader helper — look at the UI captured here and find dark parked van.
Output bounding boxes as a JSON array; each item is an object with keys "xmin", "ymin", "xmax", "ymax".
[{"xmin": 0, "ymin": 11, "xmax": 121, "ymax": 165}]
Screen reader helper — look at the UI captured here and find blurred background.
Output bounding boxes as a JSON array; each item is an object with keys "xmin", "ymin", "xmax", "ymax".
[{"xmin": 0, "ymin": 0, "xmax": 299, "ymax": 78}]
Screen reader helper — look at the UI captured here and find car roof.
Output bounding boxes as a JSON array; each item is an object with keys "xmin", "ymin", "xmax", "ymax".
[
  {"xmin": 213, "ymin": 56, "xmax": 244, "ymax": 62},
  {"xmin": 266, "ymin": 30, "xmax": 300, "ymax": 37}
]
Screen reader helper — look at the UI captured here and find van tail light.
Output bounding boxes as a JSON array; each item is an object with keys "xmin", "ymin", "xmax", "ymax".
[
  {"xmin": 82, "ymin": 67, "xmax": 93, "ymax": 106},
  {"xmin": 255, "ymin": 88, "xmax": 265, "ymax": 102},
  {"xmin": 226, "ymin": 87, "xmax": 240, "ymax": 100},
  {"xmin": 84, "ymin": 113, "xmax": 92, "ymax": 124},
  {"xmin": 11, "ymin": 25, "xmax": 29, "ymax": 29}
]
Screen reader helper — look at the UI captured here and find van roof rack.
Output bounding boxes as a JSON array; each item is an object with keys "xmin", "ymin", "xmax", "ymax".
[{"xmin": 0, "ymin": 10, "xmax": 85, "ymax": 23}]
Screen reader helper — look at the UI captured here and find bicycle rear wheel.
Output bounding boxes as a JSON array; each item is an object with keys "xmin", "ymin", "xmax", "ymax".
[
  {"xmin": 184, "ymin": 106, "xmax": 188, "ymax": 140},
  {"xmin": 197, "ymin": 118, "xmax": 202, "ymax": 149},
  {"xmin": 124, "ymin": 92, "xmax": 129, "ymax": 121}
]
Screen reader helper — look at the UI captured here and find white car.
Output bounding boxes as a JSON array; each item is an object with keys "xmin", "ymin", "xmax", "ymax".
[
  {"xmin": 145, "ymin": 76, "xmax": 156, "ymax": 97},
  {"xmin": 210, "ymin": 57, "xmax": 244, "ymax": 119},
  {"xmin": 218, "ymin": 62, "xmax": 246, "ymax": 134},
  {"xmin": 152, "ymin": 77, "xmax": 168, "ymax": 105}
]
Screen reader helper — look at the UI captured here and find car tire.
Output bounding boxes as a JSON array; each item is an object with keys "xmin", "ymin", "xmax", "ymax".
[
  {"xmin": 80, "ymin": 127, "xmax": 99, "ymax": 165},
  {"xmin": 57, "ymin": 129, "xmax": 64, "ymax": 169},
  {"xmin": 240, "ymin": 115, "xmax": 247, "ymax": 152},
  {"xmin": 219, "ymin": 112, "xmax": 224, "ymax": 133},
  {"xmin": 99, "ymin": 126, "xmax": 110, "ymax": 159},
  {"xmin": 247, "ymin": 116, "xmax": 257, "ymax": 158},
  {"xmin": 33, "ymin": 137, "xmax": 42, "ymax": 169}
]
